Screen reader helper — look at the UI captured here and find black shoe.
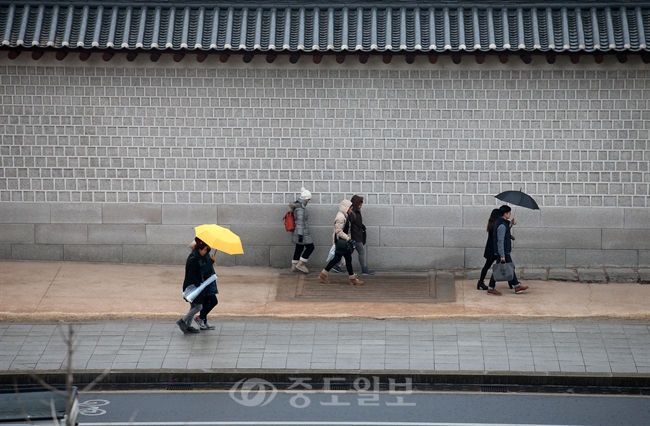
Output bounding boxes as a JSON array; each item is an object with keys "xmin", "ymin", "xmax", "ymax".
[
  {"xmin": 508, "ymin": 282, "xmax": 515, "ymax": 289},
  {"xmin": 186, "ymin": 325, "xmax": 200, "ymax": 333},
  {"xmin": 477, "ymin": 281, "xmax": 488, "ymax": 290},
  {"xmin": 176, "ymin": 319, "xmax": 188, "ymax": 334},
  {"xmin": 331, "ymin": 265, "xmax": 343, "ymax": 273}
]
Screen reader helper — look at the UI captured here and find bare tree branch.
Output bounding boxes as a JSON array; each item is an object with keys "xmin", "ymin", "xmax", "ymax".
[
  {"xmin": 19, "ymin": 323, "xmax": 108, "ymax": 426},
  {"xmin": 49, "ymin": 400, "xmax": 60, "ymax": 426},
  {"xmin": 27, "ymin": 373, "xmax": 66, "ymax": 397},
  {"xmin": 128, "ymin": 409, "xmax": 140, "ymax": 423},
  {"xmin": 64, "ymin": 324, "xmax": 74, "ymax": 426},
  {"xmin": 80, "ymin": 366, "xmax": 111, "ymax": 393},
  {"xmin": 12, "ymin": 381, "xmax": 35, "ymax": 425}
]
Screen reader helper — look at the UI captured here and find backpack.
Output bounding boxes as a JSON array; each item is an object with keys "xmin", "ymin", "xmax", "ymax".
[{"xmin": 283, "ymin": 210, "xmax": 295, "ymax": 232}]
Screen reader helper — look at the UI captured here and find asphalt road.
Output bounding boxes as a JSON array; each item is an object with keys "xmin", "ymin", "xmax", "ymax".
[{"xmin": 78, "ymin": 390, "xmax": 650, "ymax": 426}]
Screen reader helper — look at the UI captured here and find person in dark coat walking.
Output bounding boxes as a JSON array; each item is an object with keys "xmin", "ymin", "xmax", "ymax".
[
  {"xmin": 188, "ymin": 240, "xmax": 218, "ymax": 330},
  {"xmin": 318, "ymin": 199, "xmax": 364, "ymax": 285},
  {"xmin": 348, "ymin": 195, "xmax": 374, "ymax": 274},
  {"xmin": 486, "ymin": 205, "xmax": 529, "ymax": 295},
  {"xmin": 290, "ymin": 187, "xmax": 314, "ymax": 273},
  {"xmin": 477, "ymin": 208, "xmax": 501, "ymax": 290},
  {"xmin": 177, "ymin": 237, "xmax": 210, "ymax": 334},
  {"xmin": 331, "ymin": 195, "xmax": 374, "ymax": 274}
]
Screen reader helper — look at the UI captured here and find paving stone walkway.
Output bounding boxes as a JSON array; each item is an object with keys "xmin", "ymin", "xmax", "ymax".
[{"xmin": 1, "ymin": 320, "xmax": 648, "ymax": 375}]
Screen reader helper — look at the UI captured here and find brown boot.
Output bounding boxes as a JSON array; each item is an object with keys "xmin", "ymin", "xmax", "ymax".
[
  {"xmin": 349, "ymin": 274, "xmax": 364, "ymax": 285},
  {"xmin": 295, "ymin": 258, "xmax": 309, "ymax": 274},
  {"xmin": 318, "ymin": 269, "xmax": 330, "ymax": 284}
]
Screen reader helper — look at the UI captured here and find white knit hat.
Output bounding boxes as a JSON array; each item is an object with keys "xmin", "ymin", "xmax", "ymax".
[{"xmin": 300, "ymin": 187, "xmax": 312, "ymax": 200}]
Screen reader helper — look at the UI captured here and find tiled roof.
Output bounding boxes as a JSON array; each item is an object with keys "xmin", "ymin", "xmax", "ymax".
[{"xmin": 1, "ymin": 1, "xmax": 648, "ymax": 54}]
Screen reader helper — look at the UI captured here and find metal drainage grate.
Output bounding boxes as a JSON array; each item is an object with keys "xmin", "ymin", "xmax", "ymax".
[
  {"xmin": 328, "ymin": 383, "xmax": 351, "ymax": 390},
  {"xmin": 167, "ymin": 384, "xmax": 194, "ymax": 391},
  {"xmin": 481, "ymin": 385, "xmax": 508, "ymax": 393},
  {"xmin": 641, "ymin": 389, "xmax": 650, "ymax": 396}
]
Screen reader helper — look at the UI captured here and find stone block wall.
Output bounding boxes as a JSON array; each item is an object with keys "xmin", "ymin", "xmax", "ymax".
[
  {"xmin": 0, "ymin": 202, "xmax": 648, "ymax": 269},
  {"xmin": 0, "ymin": 53, "xmax": 648, "ymax": 269}
]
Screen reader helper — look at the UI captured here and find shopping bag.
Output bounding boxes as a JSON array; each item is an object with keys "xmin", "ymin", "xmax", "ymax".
[
  {"xmin": 326, "ymin": 244, "xmax": 336, "ymax": 262},
  {"xmin": 325, "ymin": 244, "xmax": 345, "ymax": 269},
  {"xmin": 492, "ymin": 262, "xmax": 515, "ymax": 282},
  {"xmin": 183, "ymin": 274, "xmax": 217, "ymax": 303}
]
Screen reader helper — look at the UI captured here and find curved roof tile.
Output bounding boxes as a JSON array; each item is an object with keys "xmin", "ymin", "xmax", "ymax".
[{"xmin": 0, "ymin": 1, "xmax": 648, "ymax": 53}]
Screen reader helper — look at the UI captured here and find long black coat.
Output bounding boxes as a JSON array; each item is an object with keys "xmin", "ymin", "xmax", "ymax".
[
  {"xmin": 483, "ymin": 231, "xmax": 495, "ymax": 261},
  {"xmin": 183, "ymin": 250, "xmax": 206, "ymax": 305},
  {"xmin": 350, "ymin": 209, "xmax": 366, "ymax": 244}
]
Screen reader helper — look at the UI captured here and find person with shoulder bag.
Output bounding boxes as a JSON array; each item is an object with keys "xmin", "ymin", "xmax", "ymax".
[
  {"xmin": 289, "ymin": 187, "xmax": 314, "ymax": 273},
  {"xmin": 349, "ymin": 195, "xmax": 375, "ymax": 275},
  {"xmin": 486, "ymin": 205, "xmax": 529, "ymax": 296},
  {"xmin": 318, "ymin": 199, "xmax": 364, "ymax": 286}
]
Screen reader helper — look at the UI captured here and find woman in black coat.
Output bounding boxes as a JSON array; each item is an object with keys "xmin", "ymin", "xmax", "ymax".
[
  {"xmin": 477, "ymin": 209, "xmax": 501, "ymax": 290},
  {"xmin": 177, "ymin": 237, "xmax": 210, "ymax": 334}
]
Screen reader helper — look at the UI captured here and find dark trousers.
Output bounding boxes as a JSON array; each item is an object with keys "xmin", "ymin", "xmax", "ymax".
[
  {"xmin": 199, "ymin": 295, "xmax": 218, "ymax": 320},
  {"xmin": 293, "ymin": 243, "xmax": 314, "ymax": 261},
  {"xmin": 479, "ymin": 257, "xmax": 495, "ymax": 282},
  {"xmin": 326, "ymin": 252, "xmax": 354, "ymax": 275},
  {"xmin": 488, "ymin": 253, "xmax": 518, "ymax": 289}
]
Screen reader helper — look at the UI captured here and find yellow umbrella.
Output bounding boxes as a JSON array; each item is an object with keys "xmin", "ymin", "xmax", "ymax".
[{"xmin": 194, "ymin": 224, "xmax": 244, "ymax": 255}]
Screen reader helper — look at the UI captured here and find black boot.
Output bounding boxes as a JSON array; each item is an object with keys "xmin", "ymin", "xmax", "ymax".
[{"xmin": 477, "ymin": 280, "xmax": 488, "ymax": 290}]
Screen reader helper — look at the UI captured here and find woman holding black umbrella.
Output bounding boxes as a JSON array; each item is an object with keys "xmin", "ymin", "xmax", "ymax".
[{"xmin": 486, "ymin": 205, "xmax": 529, "ymax": 295}]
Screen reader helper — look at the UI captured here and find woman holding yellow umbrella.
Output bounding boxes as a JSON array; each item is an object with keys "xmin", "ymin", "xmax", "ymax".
[
  {"xmin": 178, "ymin": 237, "xmax": 211, "ymax": 334},
  {"xmin": 177, "ymin": 225, "xmax": 243, "ymax": 334},
  {"xmin": 188, "ymin": 239, "xmax": 218, "ymax": 330}
]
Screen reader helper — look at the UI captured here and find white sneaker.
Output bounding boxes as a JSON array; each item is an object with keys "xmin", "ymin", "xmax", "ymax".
[
  {"xmin": 194, "ymin": 316, "xmax": 205, "ymax": 329},
  {"xmin": 195, "ymin": 316, "xmax": 215, "ymax": 330}
]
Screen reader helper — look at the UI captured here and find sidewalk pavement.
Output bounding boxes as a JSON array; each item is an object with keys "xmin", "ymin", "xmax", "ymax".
[
  {"xmin": 0, "ymin": 260, "xmax": 649, "ymax": 386},
  {"xmin": 1, "ymin": 260, "xmax": 649, "ymax": 321}
]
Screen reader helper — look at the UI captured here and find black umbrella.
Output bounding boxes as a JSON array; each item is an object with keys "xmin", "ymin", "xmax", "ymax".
[{"xmin": 495, "ymin": 190, "xmax": 540, "ymax": 210}]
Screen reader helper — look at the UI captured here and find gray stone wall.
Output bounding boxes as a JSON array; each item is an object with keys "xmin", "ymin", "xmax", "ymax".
[
  {"xmin": 0, "ymin": 202, "xmax": 648, "ymax": 269},
  {"xmin": 0, "ymin": 54, "xmax": 648, "ymax": 269}
]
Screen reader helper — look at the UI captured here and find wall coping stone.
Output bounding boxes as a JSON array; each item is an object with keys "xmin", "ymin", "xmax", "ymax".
[
  {"xmin": 521, "ymin": 268, "xmax": 548, "ymax": 280},
  {"xmin": 606, "ymin": 268, "xmax": 640, "ymax": 283},
  {"xmin": 462, "ymin": 267, "xmax": 642, "ymax": 284},
  {"xmin": 577, "ymin": 268, "xmax": 608, "ymax": 283},
  {"xmin": 639, "ymin": 269, "xmax": 650, "ymax": 284},
  {"xmin": 548, "ymin": 269, "xmax": 578, "ymax": 282}
]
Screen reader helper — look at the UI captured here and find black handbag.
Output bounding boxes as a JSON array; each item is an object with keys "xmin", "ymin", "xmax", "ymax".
[
  {"xmin": 335, "ymin": 237, "xmax": 352, "ymax": 254},
  {"xmin": 334, "ymin": 216, "xmax": 353, "ymax": 254}
]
